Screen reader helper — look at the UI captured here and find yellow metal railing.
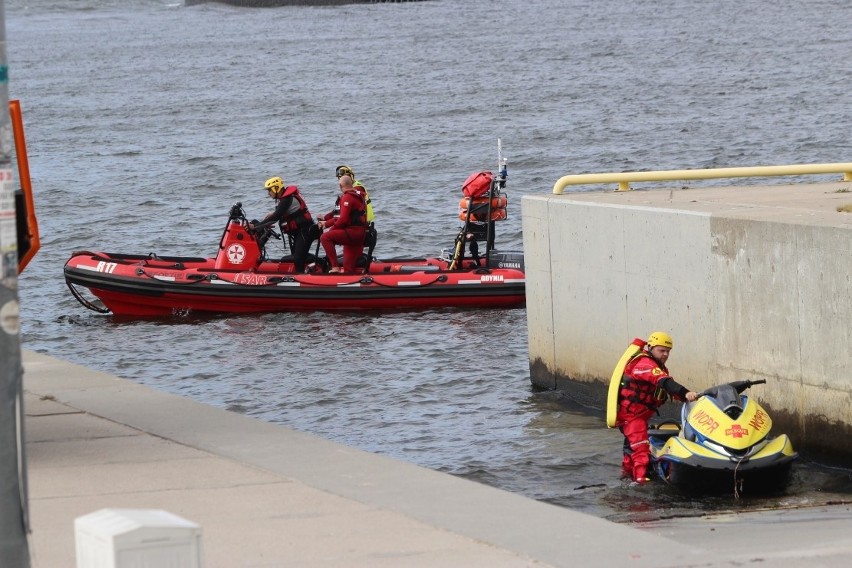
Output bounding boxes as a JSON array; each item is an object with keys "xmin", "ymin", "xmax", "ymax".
[{"xmin": 552, "ymin": 162, "xmax": 852, "ymax": 194}]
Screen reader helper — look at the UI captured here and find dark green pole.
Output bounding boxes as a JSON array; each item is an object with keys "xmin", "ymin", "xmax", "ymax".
[{"xmin": 0, "ymin": 0, "xmax": 32, "ymax": 565}]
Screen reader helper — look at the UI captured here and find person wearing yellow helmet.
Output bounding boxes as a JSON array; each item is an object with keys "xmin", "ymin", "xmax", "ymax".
[
  {"xmin": 249, "ymin": 176, "xmax": 318, "ymax": 273},
  {"xmin": 331, "ymin": 165, "xmax": 377, "ymax": 269},
  {"xmin": 335, "ymin": 165, "xmax": 374, "ymax": 225},
  {"xmin": 616, "ymin": 331, "xmax": 698, "ymax": 484}
]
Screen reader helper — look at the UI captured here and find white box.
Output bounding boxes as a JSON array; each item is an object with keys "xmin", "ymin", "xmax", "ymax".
[{"xmin": 75, "ymin": 508, "xmax": 203, "ymax": 568}]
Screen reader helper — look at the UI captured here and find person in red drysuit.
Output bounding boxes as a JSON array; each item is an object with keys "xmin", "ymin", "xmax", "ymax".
[
  {"xmin": 616, "ymin": 331, "xmax": 698, "ymax": 484},
  {"xmin": 249, "ymin": 176, "xmax": 318, "ymax": 273},
  {"xmin": 318, "ymin": 175, "xmax": 367, "ymax": 274}
]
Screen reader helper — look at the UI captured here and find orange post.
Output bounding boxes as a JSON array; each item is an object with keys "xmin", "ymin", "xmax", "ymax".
[{"xmin": 10, "ymin": 99, "xmax": 40, "ymax": 273}]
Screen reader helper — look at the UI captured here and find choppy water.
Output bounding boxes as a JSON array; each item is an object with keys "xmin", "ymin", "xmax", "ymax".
[{"xmin": 7, "ymin": 0, "xmax": 852, "ymax": 521}]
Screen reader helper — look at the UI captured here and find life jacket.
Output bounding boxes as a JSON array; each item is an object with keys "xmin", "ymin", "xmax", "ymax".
[
  {"xmin": 345, "ymin": 188, "xmax": 367, "ymax": 227},
  {"xmin": 459, "ymin": 194, "xmax": 508, "ymax": 222},
  {"xmin": 278, "ymin": 185, "xmax": 313, "ymax": 233},
  {"xmin": 353, "ymin": 180, "xmax": 375, "ymax": 224},
  {"xmin": 618, "ymin": 353, "xmax": 668, "ymax": 418}
]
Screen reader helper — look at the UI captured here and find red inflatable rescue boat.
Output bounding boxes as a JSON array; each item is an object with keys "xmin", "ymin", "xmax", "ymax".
[{"xmin": 65, "ymin": 164, "xmax": 524, "ymax": 317}]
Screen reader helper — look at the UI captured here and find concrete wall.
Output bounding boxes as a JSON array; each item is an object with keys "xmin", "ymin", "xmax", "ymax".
[{"xmin": 521, "ymin": 182, "xmax": 852, "ymax": 458}]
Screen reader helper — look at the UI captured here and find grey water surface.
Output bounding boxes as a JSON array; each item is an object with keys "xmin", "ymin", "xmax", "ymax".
[{"xmin": 7, "ymin": 0, "xmax": 852, "ymax": 522}]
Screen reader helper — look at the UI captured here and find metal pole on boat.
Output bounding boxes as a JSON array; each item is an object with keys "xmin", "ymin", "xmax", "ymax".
[
  {"xmin": 485, "ymin": 139, "xmax": 508, "ymax": 268},
  {"xmin": 0, "ymin": 1, "xmax": 33, "ymax": 565}
]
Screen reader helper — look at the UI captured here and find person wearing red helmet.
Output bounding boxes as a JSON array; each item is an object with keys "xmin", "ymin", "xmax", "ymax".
[{"xmin": 616, "ymin": 331, "xmax": 698, "ymax": 484}]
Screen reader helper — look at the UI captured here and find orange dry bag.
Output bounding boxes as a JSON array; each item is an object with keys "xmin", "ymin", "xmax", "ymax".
[{"xmin": 461, "ymin": 171, "xmax": 493, "ymax": 198}]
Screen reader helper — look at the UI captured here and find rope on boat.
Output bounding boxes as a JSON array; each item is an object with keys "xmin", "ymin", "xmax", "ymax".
[
  {"xmin": 274, "ymin": 274, "xmax": 451, "ymax": 288},
  {"xmin": 71, "ymin": 250, "xmax": 114, "ymax": 262},
  {"xmin": 66, "ymin": 282, "xmax": 111, "ymax": 314},
  {"xmin": 357, "ymin": 274, "xmax": 449, "ymax": 288},
  {"xmin": 134, "ymin": 268, "xmax": 451, "ymax": 289},
  {"xmin": 134, "ymin": 268, "xmax": 219, "ymax": 285},
  {"xmin": 732, "ymin": 457, "xmax": 747, "ymax": 499}
]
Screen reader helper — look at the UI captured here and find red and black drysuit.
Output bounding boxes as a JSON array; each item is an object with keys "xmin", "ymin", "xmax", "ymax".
[
  {"xmin": 255, "ymin": 186, "xmax": 317, "ymax": 273},
  {"xmin": 319, "ymin": 188, "xmax": 367, "ymax": 273},
  {"xmin": 616, "ymin": 352, "xmax": 691, "ymax": 482}
]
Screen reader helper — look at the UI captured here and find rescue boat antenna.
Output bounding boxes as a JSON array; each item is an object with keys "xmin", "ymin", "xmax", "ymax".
[{"xmin": 485, "ymin": 139, "xmax": 508, "ymax": 268}]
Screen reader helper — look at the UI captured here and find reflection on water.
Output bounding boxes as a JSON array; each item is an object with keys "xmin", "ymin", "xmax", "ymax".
[{"xmin": 601, "ymin": 462, "xmax": 852, "ymax": 524}]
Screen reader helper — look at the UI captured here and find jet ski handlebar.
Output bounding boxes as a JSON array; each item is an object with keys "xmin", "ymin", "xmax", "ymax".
[{"xmin": 698, "ymin": 379, "xmax": 767, "ymax": 399}]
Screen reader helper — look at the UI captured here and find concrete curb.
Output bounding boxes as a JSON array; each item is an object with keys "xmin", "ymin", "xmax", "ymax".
[
  {"xmin": 24, "ymin": 349, "xmax": 852, "ymax": 567},
  {"xmin": 23, "ymin": 349, "xmax": 703, "ymax": 567}
]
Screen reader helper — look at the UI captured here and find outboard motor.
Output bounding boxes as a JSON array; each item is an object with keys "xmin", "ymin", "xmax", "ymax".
[
  {"xmin": 487, "ymin": 250, "xmax": 524, "ymax": 271},
  {"xmin": 214, "ymin": 203, "xmax": 262, "ymax": 270}
]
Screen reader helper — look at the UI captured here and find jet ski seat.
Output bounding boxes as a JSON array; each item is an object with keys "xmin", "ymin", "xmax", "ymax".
[{"xmin": 648, "ymin": 420, "xmax": 681, "ymax": 441}]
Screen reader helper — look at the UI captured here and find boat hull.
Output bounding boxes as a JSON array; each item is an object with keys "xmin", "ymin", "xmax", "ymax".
[
  {"xmin": 649, "ymin": 428, "xmax": 798, "ymax": 494},
  {"xmin": 64, "ymin": 251, "xmax": 525, "ymax": 316},
  {"xmin": 653, "ymin": 452, "xmax": 796, "ymax": 495}
]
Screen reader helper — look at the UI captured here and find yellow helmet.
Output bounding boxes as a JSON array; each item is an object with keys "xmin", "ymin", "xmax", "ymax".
[
  {"xmin": 335, "ymin": 165, "xmax": 355, "ymax": 179},
  {"xmin": 264, "ymin": 176, "xmax": 284, "ymax": 198},
  {"xmin": 647, "ymin": 331, "xmax": 673, "ymax": 349}
]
